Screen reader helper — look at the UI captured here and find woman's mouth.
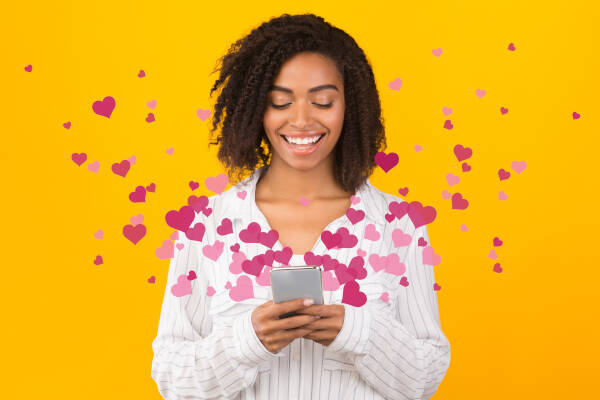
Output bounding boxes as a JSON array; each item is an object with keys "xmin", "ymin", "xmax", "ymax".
[{"xmin": 279, "ymin": 133, "xmax": 326, "ymax": 155}]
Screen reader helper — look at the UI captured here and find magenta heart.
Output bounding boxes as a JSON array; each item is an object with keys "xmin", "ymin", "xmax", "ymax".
[
  {"xmin": 230, "ymin": 243, "xmax": 240, "ymax": 252},
  {"xmin": 259, "ymin": 229, "xmax": 279, "ymax": 248},
  {"xmin": 334, "ymin": 264, "xmax": 356, "ymax": 285},
  {"xmin": 453, "ymin": 144, "xmax": 473, "ymax": 162},
  {"xmin": 348, "ymin": 256, "xmax": 367, "ymax": 280},
  {"xmin": 146, "ymin": 113, "xmax": 155, "ymax": 122},
  {"xmin": 385, "ymin": 213, "xmax": 395, "ymax": 223},
  {"xmin": 443, "ymin": 120, "xmax": 453, "ymax": 130},
  {"xmin": 111, "ymin": 160, "xmax": 131, "ymax": 177},
  {"xmin": 63, "ymin": 121, "xmax": 71, "ymax": 129},
  {"xmin": 407, "ymin": 201, "xmax": 437, "ymax": 228},
  {"xmin": 216, "ymin": 218, "xmax": 233, "ymax": 236},
  {"xmin": 274, "ymin": 246, "xmax": 292, "ymax": 265},
  {"xmin": 433, "ymin": 283, "xmax": 441, "ymax": 291},
  {"xmin": 188, "ymin": 195, "xmax": 209, "ymax": 213},
  {"xmin": 185, "ymin": 222, "xmax": 206, "ymax": 242},
  {"xmin": 321, "ymin": 255, "xmax": 339, "ymax": 271},
  {"xmin": 461, "ymin": 162, "xmax": 471, "ymax": 172},
  {"xmin": 573, "ymin": 111, "xmax": 580, "ymax": 120},
  {"xmin": 493, "ymin": 237, "xmax": 503, "ymax": 247},
  {"xmin": 398, "ymin": 187, "xmax": 409, "ymax": 196},
  {"xmin": 123, "ymin": 224, "xmax": 146, "ymax": 244},
  {"xmin": 493, "ymin": 263, "xmax": 503, "ymax": 273},
  {"xmin": 389, "ymin": 201, "xmax": 410, "ymax": 221},
  {"xmin": 147, "ymin": 276, "xmax": 155, "ymax": 283},
  {"xmin": 71, "ymin": 152, "xmax": 87, "ymax": 166},
  {"xmin": 346, "ymin": 207, "xmax": 365, "ymax": 224},
  {"xmin": 129, "ymin": 186, "xmax": 146, "ymax": 203},
  {"xmin": 201, "ymin": 207, "xmax": 212, "ymax": 217},
  {"xmin": 92, "ymin": 96, "xmax": 116, "ymax": 118},
  {"xmin": 25, "ymin": 64, "xmax": 33, "ymax": 72},
  {"xmin": 321, "ymin": 230, "xmax": 342, "ymax": 250},
  {"xmin": 418, "ymin": 237, "xmax": 427, "ymax": 246},
  {"xmin": 508, "ymin": 43, "xmax": 515, "ymax": 51},
  {"xmin": 138, "ymin": 70, "xmax": 145, "ymax": 77},
  {"xmin": 304, "ymin": 251, "xmax": 323, "ymax": 266},
  {"xmin": 242, "ymin": 257, "xmax": 264, "ymax": 277},
  {"xmin": 500, "ymin": 107, "xmax": 508, "ymax": 115},
  {"xmin": 94, "ymin": 255, "xmax": 103, "ymax": 265},
  {"xmin": 341, "ymin": 280, "xmax": 367, "ymax": 307},
  {"xmin": 335, "ymin": 227, "xmax": 358, "ymax": 248},
  {"xmin": 374, "ymin": 151, "xmax": 399, "ymax": 173},
  {"xmin": 239, "ymin": 222, "xmax": 262, "ymax": 243},
  {"xmin": 451, "ymin": 193, "xmax": 469, "ymax": 210},
  {"xmin": 165, "ymin": 205, "xmax": 195, "ymax": 232},
  {"xmin": 498, "ymin": 169, "xmax": 510, "ymax": 181},
  {"xmin": 399, "ymin": 276, "xmax": 409, "ymax": 287},
  {"xmin": 189, "ymin": 181, "xmax": 199, "ymax": 191},
  {"xmin": 146, "ymin": 182, "xmax": 156, "ymax": 192},
  {"xmin": 262, "ymin": 250, "xmax": 275, "ymax": 267},
  {"xmin": 187, "ymin": 270, "xmax": 197, "ymax": 280}
]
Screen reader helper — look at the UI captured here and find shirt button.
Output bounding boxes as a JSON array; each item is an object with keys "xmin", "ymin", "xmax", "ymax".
[{"xmin": 292, "ymin": 353, "xmax": 300, "ymax": 361}]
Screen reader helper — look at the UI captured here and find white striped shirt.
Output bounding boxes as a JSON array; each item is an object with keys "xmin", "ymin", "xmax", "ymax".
[{"xmin": 151, "ymin": 166, "xmax": 451, "ymax": 399}]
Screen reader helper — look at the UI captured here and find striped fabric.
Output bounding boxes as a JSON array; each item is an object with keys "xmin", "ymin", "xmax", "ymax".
[{"xmin": 151, "ymin": 166, "xmax": 451, "ymax": 399}]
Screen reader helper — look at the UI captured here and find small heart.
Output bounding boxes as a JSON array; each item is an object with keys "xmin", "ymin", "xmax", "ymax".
[
  {"xmin": 375, "ymin": 151, "xmax": 399, "ymax": 172},
  {"xmin": 146, "ymin": 182, "xmax": 156, "ymax": 192},
  {"xmin": 176, "ymin": 243, "xmax": 184, "ymax": 250},
  {"xmin": 454, "ymin": 144, "xmax": 473, "ymax": 162},
  {"xmin": 385, "ymin": 213, "xmax": 395, "ymax": 223},
  {"xmin": 111, "ymin": 160, "xmax": 131, "ymax": 177},
  {"xmin": 433, "ymin": 283, "xmax": 441, "ymax": 291},
  {"xmin": 500, "ymin": 107, "xmax": 508, "ymax": 115},
  {"xmin": 63, "ymin": 121, "xmax": 71, "ymax": 129},
  {"xmin": 461, "ymin": 162, "xmax": 471, "ymax": 172},
  {"xmin": 460, "ymin": 224, "xmax": 468, "ymax": 232},
  {"xmin": 225, "ymin": 281, "xmax": 232, "ymax": 289},
  {"xmin": 398, "ymin": 187, "xmax": 409, "ymax": 196},
  {"xmin": 72, "ymin": 153, "xmax": 87, "ymax": 166},
  {"xmin": 189, "ymin": 181, "xmax": 199, "ymax": 191},
  {"xmin": 127, "ymin": 155, "xmax": 136, "ymax": 166},
  {"xmin": 446, "ymin": 173, "xmax": 460, "ymax": 186},
  {"xmin": 442, "ymin": 107, "xmax": 453, "ymax": 116},
  {"xmin": 432, "ymin": 48, "xmax": 442, "ymax": 57},
  {"xmin": 498, "ymin": 169, "xmax": 511, "ymax": 181},
  {"xmin": 475, "ymin": 89, "xmax": 486, "ymax": 98},
  {"xmin": 299, "ymin": 196, "xmax": 310, "ymax": 206},
  {"xmin": 493, "ymin": 237, "xmax": 503, "ymax": 247},
  {"xmin": 165, "ymin": 147, "xmax": 174, "ymax": 155},
  {"xmin": 414, "ymin": 144, "xmax": 422, "ymax": 152},
  {"xmin": 237, "ymin": 190, "xmax": 247, "ymax": 200},
  {"xmin": 87, "ymin": 160, "xmax": 100, "ymax": 173},
  {"xmin": 206, "ymin": 286, "xmax": 216, "ymax": 296},
  {"xmin": 147, "ymin": 276, "xmax": 155, "ymax": 284},
  {"xmin": 205, "ymin": 173, "xmax": 229, "ymax": 194},
  {"xmin": 187, "ymin": 270, "xmax": 197, "ymax": 281},
  {"xmin": 399, "ymin": 276, "xmax": 409, "ymax": 287},
  {"xmin": 493, "ymin": 263, "xmax": 503, "ymax": 273},
  {"xmin": 24, "ymin": 64, "xmax": 33, "ymax": 72},
  {"xmin": 451, "ymin": 193, "xmax": 469, "ymax": 210},
  {"xmin": 129, "ymin": 186, "xmax": 146, "ymax": 203},
  {"xmin": 380, "ymin": 292, "xmax": 389, "ymax": 302},
  {"xmin": 130, "ymin": 214, "xmax": 144, "ymax": 226},
  {"xmin": 441, "ymin": 189, "xmax": 451, "ymax": 199},
  {"xmin": 230, "ymin": 243, "xmax": 240, "ymax": 252},
  {"xmin": 388, "ymin": 78, "xmax": 402, "ymax": 91},
  {"xmin": 146, "ymin": 113, "xmax": 155, "ymax": 123},
  {"xmin": 196, "ymin": 108, "xmax": 211, "ymax": 121},
  {"xmin": 350, "ymin": 195, "xmax": 361, "ymax": 205},
  {"xmin": 169, "ymin": 231, "xmax": 179, "ymax": 241},
  {"xmin": 94, "ymin": 255, "xmax": 103, "ymax": 265},
  {"xmin": 94, "ymin": 229, "xmax": 104, "ymax": 239},
  {"xmin": 507, "ymin": 43, "xmax": 515, "ymax": 51},
  {"xmin": 357, "ymin": 249, "xmax": 366, "ymax": 257},
  {"xmin": 418, "ymin": 237, "xmax": 427, "ymax": 247},
  {"xmin": 92, "ymin": 96, "xmax": 116, "ymax": 118},
  {"xmin": 498, "ymin": 191, "xmax": 508, "ymax": 201},
  {"xmin": 511, "ymin": 160, "xmax": 527, "ymax": 174},
  {"xmin": 573, "ymin": 111, "xmax": 580, "ymax": 120},
  {"xmin": 443, "ymin": 119, "xmax": 453, "ymax": 130},
  {"xmin": 488, "ymin": 249, "xmax": 498, "ymax": 259},
  {"xmin": 146, "ymin": 100, "xmax": 157, "ymax": 109},
  {"xmin": 138, "ymin": 70, "xmax": 146, "ymax": 77}
]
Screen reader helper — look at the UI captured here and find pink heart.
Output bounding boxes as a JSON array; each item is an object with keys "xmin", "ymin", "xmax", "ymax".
[
  {"xmin": 572, "ymin": 111, "xmax": 580, "ymax": 120},
  {"xmin": 414, "ymin": 144, "xmax": 422, "ymax": 152},
  {"xmin": 500, "ymin": 107, "xmax": 508, "ymax": 115},
  {"xmin": 368, "ymin": 253, "xmax": 387, "ymax": 272},
  {"xmin": 216, "ymin": 218, "xmax": 233, "ymax": 236},
  {"xmin": 453, "ymin": 144, "xmax": 472, "ymax": 162},
  {"xmin": 350, "ymin": 195, "xmax": 360, "ymax": 205},
  {"xmin": 123, "ymin": 224, "xmax": 146, "ymax": 244},
  {"xmin": 25, "ymin": 64, "xmax": 33, "ymax": 72},
  {"xmin": 259, "ymin": 230, "xmax": 279, "ymax": 248},
  {"xmin": 240, "ymin": 222, "xmax": 262, "ymax": 243},
  {"xmin": 165, "ymin": 147, "xmax": 174, "ymax": 155},
  {"xmin": 346, "ymin": 207, "xmax": 365, "ymax": 224},
  {"xmin": 432, "ymin": 48, "xmax": 442, "ymax": 57},
  {"xmin": 188, "ymin": 195, "xmax": 209, "ymax": 213},
  {"xmin": 72, "ymin": 153, "xmax": 87, "ymax": 166},
  {"xmin": 398, "ymin": 187, "xmax": 409, "ymax": 196},
  {"xmin": 392, "ymin": 228, "xmax": 411, "ymax": 247},
  {"xmin": 498, "ymin": 169, "xmax": 511, "ymax": 181},
  {"xmin": 225, "ymin": 281, "xmax": 232, "ymax": 289},
  {"xmin": 112, "ymin": 160, "xmax": 131, "ymax": 177},
  {"xmin": 498, "ymin": 191, "xmax": 508, "ymax": 201},
  {"xmin": 189, "ymin": 181, "xmax": 199, "ymax": 191},
  {"xmin": 348, "ymin": 256, "xmax": 367, "ymax": 279},
  {"xmin": 94, "ymin": 229, "xmax": 104, "ymax": 239},
  {"xmin": 230, "ymin": 243, "xmax": 240, "ymax": 252},
  {"xmin": 493, "ymin": 237, "xmax": 503, "ymax": 247},
  {"xmin": 322, "ymin": 255, "xmax": 339, "ymax": 271},
  {"xmin": 185, "ymin": 222, "xmax": 206, "ymax": 242},
  {"xmin": 388, "ymin": 78, "xmax": 402, "ymax": 91},
  {"xmin": 511, "ymin": 160, "xmax": 527, "ymax": 174},
  {"xmin": 176, "ymin": 243, "xmax": 184, "ymax": 250},
  {"xmin": 493, "ymin": 263, "xmax": 503, "ymax": 273},
  {"xmin": 92, "ymin": 96, "xmax": 116, "ymax": 118},
  {"xmin": 205, "ymin": 173, "xmax": 229, "ymax": 194},
  {"xmin": 507, "ymin": 43, "xmax": 516, "ymax": 51},
  {"xmin": 274, "ymin": 246, "xmax": 292, "ymax": 265},
  {"xmin": 418, "ymin": 237, "xmax": 428, "ymax": 247},
  {"xmin": 129, "ymin": 186, "xmax": 146, "ymax": 203},
  {"xmin": 443, "ymin": 120, "xmax": 453, "ymax": 130},
  {"xmin": 460, "ymin": 224, "xmax": 468, "ymax": 232},
  {"xmin": 423, "ymin": 247, "xmax": 441, "ymax": 266},
  {"xmin": 256, "ymin": 265, "xmax": 273, "ymax": 286},
  {"xmin": 434, "ymin": 283, "xmax": 441, "ymax": 291},
  {"xmin": 488, "ymin": 249, "xmax": 498, "ymax": 259},
  {"xmin": 130, "ymin": 214, "xmax": 144, "ymax": 226},
  {"xmin": 357, "ymin": 249, "xmax": 366, "ymax": 257},
  {"xmin": 342, "ymin": 280, "xmax": 367, "ymax": 307},
  {"xmin": 304, "ymin": 251, "xmax": 323, "ymax": 267},
  {"xmin": 237, "ymin": 190, "xmax": 247, "ymax": 200},
  {"xmin": 242, "ymin": 257, "xmax": 264, "ymax": 277},
  {"xmin": 475, "ymin": 89, "xmax": 486, "ymax": 98},
  {"xmin": 321, "ymin": 231, "xmax": 342, "ymax": 250},
  {"xmin": 299, "ymin": 196, "xmax": 310, "ymax": 206},
  {"xmin": 461, "ymin": 162, "xmax": 471, "ymax": 172},
  {"xmin": 229, "ymin": 252, "xmax": 246, "ymax": 274},
  {"xmin": 203, "ymin": 240, "xmax": 224, "ymax": 261},
  {"xmin": 375, "ymin": 151, "xmax": 399, "ymax": 172},
  {"xmin": 127, "ymin": 155, "xmax": 136, "ymax": 165},
  {"xmin": 451, "ymin": 193, "xmax": 469, "ymax": 210},
  {"xmin": 442, "ymin": 190, "xmax": 451, "ymax": 199},
  {"xmin": 63, "ymin": 121, "xmax": 71, "ymax": 129},
  {"xmin": 155, "ymin": 240, "xmax": 174, "ymax": 259},
  {"xmin": 384, "ymin": 253, "xmax": 406, "ymax": 276},
  {"xmin": 147, "ymin": 276, "xmax": 155, "ymax": 284},
  {"xmin": 206, "ymin": 286, "xmax": 216, "ymax": 296},
  {"xmin": 94, "ymin": 255, "xmax": 103, "ymax": 265},
  {"xmin": 446, "ymin": 173, "xmax": 460, "ymax": 186},
  {"xmin": 165, "ymin": 205, "xmax": 195, "ymax": 232},
  {"xmin": 322, "ymin": 270, "xmax": 340, "ymax": 291},
  {"xmin": 187, "ymin": 270, "xmax": 197, "ymax": 281},
  {"xmin": 407, "ymin": 201, "xmax": 437, "ymax": 228},
  {"xmin": 138, "ymin": 70, "xmax": 145, "ymax": 77},
  {"xmin": 87, "ymin": 160, "xmax": 100, "ymax": 173},
  {"xmin": 364, "ymin": 224, "xmax": 380, "ymax": 241},
  {"xmin": 146, "ymin": 100, "xmax": 157, "ymax": 109},
  {"xmin": 442, "ymin": 107, "xmax": 453, "ymax": 116},
  {"xmin": 169, "ymin": 231, "xmax": 179, "ymax": 240},
  {"xmin": 145, "ymin": 113, "xmax": 155, "ymax": 123},
  {"xmin": 196, "ymin": 108, "xmax": 211, "ymax": 121},
  {"xmin": 146, "ymin": 182, "xmax": 156, "ymax": 192},
  {"xmin": 171, "ymin": 274, "xmax": 192, "ymax": 297},
  {"xmin": 380, "ymin": 292, "xmax": 389, "ymax": 302},
  {"xmin": 399, "ymin": 276, "xmax": 409, "ymax": 287},
  {"xmin": 228, "ymin": 275, "xmax": 254, "ymax": 301}
]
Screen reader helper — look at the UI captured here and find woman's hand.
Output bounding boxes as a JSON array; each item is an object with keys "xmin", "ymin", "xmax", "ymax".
[{"xmin": 295, "ymin": 304, "xmax": 345, "ymax": 347}]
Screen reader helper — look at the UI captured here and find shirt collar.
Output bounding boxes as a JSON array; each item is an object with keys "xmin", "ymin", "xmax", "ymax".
[{"xmin": 224, "ymin": 166, "xmax": 381, "ymax": 227}]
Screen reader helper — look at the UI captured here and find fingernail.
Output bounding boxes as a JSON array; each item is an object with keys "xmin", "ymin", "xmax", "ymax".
[
  {"xmin": 313, "ymin": 316, "xmax": 321, "ymax": 319},
  {"xmin": 303, "ymin": 298, "xmax": 314, "ymax": 306}
]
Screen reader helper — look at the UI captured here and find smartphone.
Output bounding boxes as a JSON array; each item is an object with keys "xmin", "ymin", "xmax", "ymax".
[{"xmin": 270, "ymin": 266, "xmax": 324, "ymax": 319}]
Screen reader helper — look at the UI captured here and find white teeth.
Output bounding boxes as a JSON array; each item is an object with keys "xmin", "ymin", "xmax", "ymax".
[{"xmin": 283, "ymin": 134, "xmax": 323, "ymax": 145}]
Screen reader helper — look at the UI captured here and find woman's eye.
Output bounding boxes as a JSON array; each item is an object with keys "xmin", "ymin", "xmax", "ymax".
[{"xmin": 270, "ymin": 102, "xmax": 333, "ymax": 109}]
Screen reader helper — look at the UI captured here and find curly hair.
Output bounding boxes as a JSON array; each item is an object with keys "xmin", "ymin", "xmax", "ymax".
[{"xmin": 207, "ymin": 13, "xmax": 386, "ymax": 195}]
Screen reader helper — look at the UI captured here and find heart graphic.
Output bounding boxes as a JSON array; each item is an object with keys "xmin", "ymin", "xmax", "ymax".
[
  {"xmin": 203, "ymin": 240, "xmax": 224, "ymax": 261},
  {"xmin": 145, "ymin": 113, "xmax": 155, "ymax": 123},
  {"xmin": 446, "ymin": 173, "xmax": 460, "ymax": 186},
  {"xmin": 321, "ymin": 231, "xmax": 342, "ymax": 250},
  {"xmin": 398, "ymin": 187, "xmax": 409, "ymax": 196},
  {"xmin": 388, "ymin": 78, "xmax": 402, "ymax": 91},
  {"xmin": 146, "ymin": 182, "xmax": 156, "ymax": 192},
  {"xmin": 451, "ymin": 193, "xmax": 469, "ymax": 210},
  {"xmin": 418, "ymin": 237, "xmax": 428, "ymax": 246},
  {"xmin": 368, "ymin": 253, "xmax": 387, "ymax": 273},
  {"xmin": 350, "ymin": 196, "xmax": 361, "ymax": 205},
  {"xmin": 242, "ymin": 257, "xmax": 264, "ymax": 277},
  {"xmin": 138, "ymin": 70, "xmax": 145, "ymax": 77},
  {"xmin": 92, "ymin": 96, "xmax": 116, "ymax": 118},
  {"xmin": 443, "ymin": 120, "xmax": 453, "ymax": 130},
  {"xmin": 432, "ymin": 48, "xmax": 442, "ymax": 57},
  {"xmin": 380, "ymin": 292, "xmax": 389, "ymax": 302},
  {"xmin": 216, "ymin": 218, "xmax": 233, "ymax": 236},
  {"xmin": 189, "ymin": 181, "xmax": 199, "ymax": 191},
  {"xmin": 187, "ymin": 270, "xmax": 197, "ymax": 281},
  {"xmin": 500, "ymin": 107, "xmax": 508, "ymax": 115},
  {"xmin": 304, "ymin": 251, "xmax": 323, "ymax": 267},
  {"xmin": 188, "ymin": 195, "xmax": 209, "ymax": 213},
  {"xmin": 185, "ymin": 222, "xmax": 206, "ymax": 242},
  {"xmin": 170, "ymin": 231, "xmax": 179, "ymax": 240},
  {"xmin": 508, "ymin": 43, "xmax": 515, "ymax": 51},
  {"xmin": 229, "ymin": 251, "xmax": 246, "ymax": 274},
  {"xmin": 274, "ymin": 246, "xmax": 293, "ymax": 265},
  {"xmin": 460, "ymin": 224, "xmax": 469, "ymax": 232},
  {"xmin": 123, "ymin": 223, "xmax": 146, "ymax": 244},
  {"xmin": 147, "ymin": 276, "xmax": 155, "ymax": 284},
  {"xmin": 511, "ymin": 160, "xmax": 527, "ymax": 174},
  {"xmin": 493, "ymin": 237, "xmax": 503, "ymax": 247},
  {"xmin": 572, "ymin": 111, "xmax": 580, "ymax": 120},
  {"xmin": 442, "ymin": 107, "xmax": 453, "ymax": 116},
  {"xmin": 237, "ymin": 190, "xmax": 247, "ymax": 200},
  {"xmin": 207, "ymin": 286, "xmax": 216, "ymax": 296},
  {"xmin": 434, "ymin": 283, "xmax": 441, "ymax": 291},
  {"xmin": 94, "ymin": 229, "xmax": 104, "ymax": 239},
  {"xmin": 453, "ymin": 144, "xmax": 473, "ymax": 162},
  {"xmin": 375, "ymin": 151, "xmax": 399, "ymax": 172},
  {"xmin": 259, "ymin": 229, "xmax": 279, "ymax": 248},
  {"xmin": 348, "ymin": 256, "xmax": 367, "ymax": 280},
  {"xmin": 130, "ymin": 214, "xmax": 144, "ymax": 226},
  {"xmin": 165, "ymin": 205, "xmax": 195, "ymax": 232},
  {"xmin": 87, "ymin": 160, "xmax": 100, "ymax": 173},
  {"xmin": 63, "ymin": 121, "xmax": 71, "ymax": 129},
  {"xmin": 407, "ymin": 201, "xmax": 437, "ymax": 228},
  {"xmin": 498, "ymin": 191, "xmax": 508, "ymax": 201},
  {"xmin": 129, "ymin": 186, "xmax": 146, "ymax": 203},
  {"xmin": 256, "ymin": 265, "xmax": 273, "ymax": 286},
  {"xmin": 165, "ymin": 147, "xmax": 174, "ymax": 155},
  {"xmin": 155, "ymin": 240, "xmax": 174, "ymax": 259},
  {"xmin": 228, "ymin": 275, "xmax": 254, "ymax": 301},
  {"xmin": 414, "ymin": 144, "xmax": 422, "ymax": 152},
  {"xmin": 176, "ymin": 243, "xmax": 184, "ymax": 251},
  {"xmin": 196, "ymin": 108, "xmax": 211, "ymax": 121},
  {"xmin": 461, "ymin": 162, "xmax": 471, "ymax": 172},
  {"xmin": 357, "ymin": 249, "xmax": 366, "ymax": 257},
  {"xmin": 442, "ymin": 190, "xmax": 451, "ymax": 199},
  {"xmin": 146, "ymin": 100, "xmax": 157, "ymax": 109},
  {"xmin": 475, "ymin": 89, "xmax": 486, "ymax": 98},
  {"xmin": 230, "ymin": 243, "xmax": 240, "ymax": 252},
  {"xmin": 25, "ymin": 64, "xmax": 33, "ymax": 72},
  {"xmin": 112, "ymin": 160, "xmax": 131, "ymax": 177},
  {"xmin": 94, "ymin": 255, "xmax": 103, "ymax": 265},
  {"xmin": 342, "ymin": 280, "xmax": 367, "ymax": 307},
  {"xmin": 72, "ymin": 153, "xmax": 87, "ymax": 166},
  {"xmin": 423, "ymin": 247, "xmax": 442, "ymax": 266},
  {"xmin": 205, "ymin": 173, "xmax": 229, "ymax": 194},
  {"xmin": 346, "ymin": 207, "xmax": 365, "ymax": 224},
  {"xmin": 399, "ymin": 276, "xmax": 409, "ymax": 287},
  {"xmin": 493, "ymin": 263, "xmax": 503, "ymax": 273},
  {"xmin": 364, "ymin": 224, "xmax": 380, "ymax": 241},
  {"xmin": 488, "ymin": 249, "xmax": 498, "ymax": 259},
  {"xmin": 171, "ymin": 274, "xmax": 192, "ymax": 297},
  {"xmin": 498, "ymin": 169, "xmax": 511, "ymax": 181},
  {"xmin": 240, "ymin": 222, "xmax": 262, "ymax": 243},
  {"xmin": 385, "ymin": 253, "xmax": 406, "ymax": 276},
  {"xmin": 392, "ymin": 228, "xmax": 411, "ymax": 247},
  {"xmin": 322, "ymin": 270, "xmax": 340, "ymax": 291},
  {"xmin": 127, "ymin": 155, "xmax": 136, "ymax": 166}
]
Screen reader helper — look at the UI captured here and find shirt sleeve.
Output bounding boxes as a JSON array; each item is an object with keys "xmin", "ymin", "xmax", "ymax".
[
  {"xmin": 327, "ymin": 223, "xmax": 451, "ymax": 400},
  {"xmin": 150, "ymin": 216, "xmax": 282, "ymax": 399}
]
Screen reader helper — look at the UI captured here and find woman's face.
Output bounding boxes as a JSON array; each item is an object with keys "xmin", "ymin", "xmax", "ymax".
[{"xmin": 263, "ymin": 51, "xmax": 345, "ymax": 171}]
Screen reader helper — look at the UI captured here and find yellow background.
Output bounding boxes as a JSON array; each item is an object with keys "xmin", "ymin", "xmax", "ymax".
[{"xmin": 2, "ymin": 1, "xmax": 599, "ymax": 398}]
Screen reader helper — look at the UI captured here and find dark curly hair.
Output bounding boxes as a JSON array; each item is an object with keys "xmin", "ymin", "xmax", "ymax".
[{"xmin": 207, "ymin": 13, "xmax": 387, "ymax": 195}]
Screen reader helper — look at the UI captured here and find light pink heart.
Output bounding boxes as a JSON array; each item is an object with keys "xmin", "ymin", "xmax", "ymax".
[
  {"xmin": 206, "ymin": 286, "xmax": 216, "ymax": 296},
  {"xmin": 391, "ymin": 228, "xmax": 412, "ymax": 247},
  {"xmin": 388, "ymin": 78, "xmax": 402, "ymax": 91},
  {"xmin": 299, "ymin": 196, "xmax": 310, "ymax": 206},
  {"xmin": 127, "ymin": 155, "xmax": 136, "ymax": 165},
  {"xmin": 322, "ymin": 270, "xmax": 341, "ymax": 291},
  {"xmin": 203, "ymin": 240, "xmax": 224, "ymax": 261},
  {"xmin": 196, "ymin": 108, "xmax": 211, "ymax": 121},
  {"xmin": 414, "ymin": 144, "xmax": 422, "ymax": 152},
  {"xmin": 166, "ymin": 147, "xmax": 174, "ymax": 155},
  {"xmin": 432, "ymin": 48, "xmax": 443, "ymax": 57},
  {"xmin": 350, "ymin": 195, "xmax": 360, "ymax": 205},
  {"xmin": 146, "ymin": 100, "xmax": 157, "ymax": 109},
  {"xmin": 130, "ymin": 214, "xmax": 144, "ymax": 226},
  {"xmin": 384, "ymin": 253, "xmax": 406, "ymax": 276},
  {"xmin": 460, "ymin": 224, "xmax": 468, "ymax": 232},
  {"xmin": 155, "ymin": 240, "xmax": 174, "ymax": 259},
  {"xmin": 380, "ymin": 292, "xmax": 389, "ymax": 302},
  {"xmin": 446, "ymin": 173, "xmax": 460, "ymax": 186},
  {"xmin": 94, "ymin": 229, "xmax": 104, "ymax": 239},
  {"xmin": 169, "ymin": 231, "xmax": 179, "ymax": 241},
  {"xmin": 357, "ymin": 249, "xmax": 366, "ymax": 257},
  {"xmin": 442, "ymin": 107, "xmax": 453, "ymax": 116},
  {"xmin": 488, "ymin": 249, "xmax": 498, "ymax": 259},
  {"xmin": 442, "ymin": 190, "xmax": 451, "ymax": 199},
  {"xmin": 171, "ymin": 274, "xmax": 192, "ymax": 297},
  {"xmin": 87, "ymin": 161, "xmax": 100, "ymax": 173},
  {"xmin": 422, "ymin": 246, "xmax": 441, "ymax": 266},
  {"xmin": 228, "ymin": 275, "xmax": 254, "ymax": 301},
  {"xmin": 364, "ymin": 224, "xmax": 380, "ymax": 241},
  {"xmin": 498, "ymin": 191, "xmax": 508, "ymax": 201},
  {"xmin": 205, "ymin": 173, "xmax": 229, "ymax": 194},
  {"xmin": 237, "ymin": 190, "xmax": 247, "ymax": 200},
  {"xmin": 176, "ymin": 243, "xmax": 184, "ymax": 251},
  {"xmin": 511, "ymin": 160, "xmax": 527, "ymax": 174},
  {"xmin": 475, "ymin": 89, "xmax": 486, "ymax": 98}
]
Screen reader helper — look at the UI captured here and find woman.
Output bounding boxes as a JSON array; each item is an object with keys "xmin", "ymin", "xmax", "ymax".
[{"xmin": 151, "ymin": 13, "xmax": 450, "ymax": 400}]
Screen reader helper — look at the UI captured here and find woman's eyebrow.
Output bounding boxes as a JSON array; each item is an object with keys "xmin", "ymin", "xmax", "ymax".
[{"xmin": 268, "ymin": 84, "xmax": 339, "ymax": 94}]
